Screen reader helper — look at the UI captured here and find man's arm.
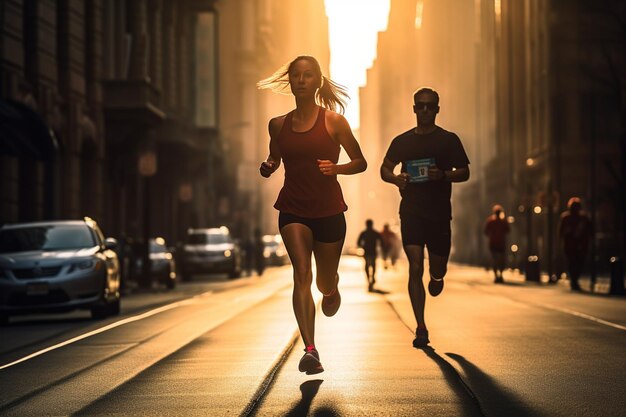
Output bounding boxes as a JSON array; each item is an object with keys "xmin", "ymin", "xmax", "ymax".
[
  {"xmin": 429, "ymin": 165, "xmax": 470, "ymax": 182},
  {"xmin": 380, "ymin": 157, "xmax": 409, "ymax": 190},
  {"xmin": 447, "ymin": 166, "xmax": 470, "ymax": 182}
]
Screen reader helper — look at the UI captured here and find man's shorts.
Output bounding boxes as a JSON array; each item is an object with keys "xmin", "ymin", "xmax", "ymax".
[
  {"xmin": 279, "ymin": 212, "xmax": 346, "ymax": 243},
  {"xmin": 400, "ymin": 215, "xmax": 451, "ymax": 257}
]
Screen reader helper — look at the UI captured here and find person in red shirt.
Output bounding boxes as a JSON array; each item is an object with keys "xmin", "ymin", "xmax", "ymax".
[
  {"xmin": 558, "ymin": 197, "xmax": 592, "ymax": 291},
  {"xmin": 258, "ymin": 56, "xmax": 367, "ymax": 374},
  {"xmin": 484, "ymin": 204, "xmax": 510, "ymax": 283},
  {"xmin": 380, "ymin": 223, "xmax": 400, "ymax": 269}
]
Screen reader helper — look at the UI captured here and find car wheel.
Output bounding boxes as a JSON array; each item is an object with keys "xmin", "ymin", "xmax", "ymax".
[
  {"xmin": 180, "ymin": 271, "xmax": 192, "ymax": 282},
  {"xmin": 165, "ymin": 272, "xmax": 176, "ymax": 289},
  {"xmin": 91, "ymin": 285, "xmax": 121, "ymax": 319},
  {"xmin": 91, "ymin": 297, "xmax": 120, "ymax": 319},
  {"xmin": 228, "ymin": 268, "xmax": 241, "ymax": 279},
  {"xmin": 91, "ymin": 302, "xmax": 109, "ymax": 319},
  {"xmin": 107, "ymin": 297, "xmax": 121, "ymax": 316}
]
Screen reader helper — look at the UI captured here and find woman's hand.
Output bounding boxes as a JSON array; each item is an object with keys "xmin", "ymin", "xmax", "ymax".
[
  {"xmin": 317, "ymin": 159, "xmax": 338, "ymax": 176},
  {"xmin": 260, "ymin": 160, "xmax": 278, "ymax": 178}
]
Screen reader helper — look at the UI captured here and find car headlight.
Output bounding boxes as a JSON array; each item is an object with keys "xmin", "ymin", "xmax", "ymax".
[
  {"xmin": 224, "ymin": 249, "xmax": 232, "ymax": 258},
  {"xmin": 69, "ymin": 260, "xmax": 97, "ymax": 273}
]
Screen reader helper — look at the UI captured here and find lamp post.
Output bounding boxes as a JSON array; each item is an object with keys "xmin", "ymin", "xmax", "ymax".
[{"xmin": 138, "ymin": 146, "xmax": 157, "ymax": 289}]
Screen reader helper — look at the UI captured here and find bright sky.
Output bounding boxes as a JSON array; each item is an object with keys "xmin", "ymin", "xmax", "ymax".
[{"xmin": 325, "ymin": 0, "xmax": 390, "ymax": 129}]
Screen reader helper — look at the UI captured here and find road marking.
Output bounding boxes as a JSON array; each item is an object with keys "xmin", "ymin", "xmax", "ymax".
[
  {"xmin": 0, "ymin": 291, "xmax": 213, "ymax": 371},
  {"xmin": 537, "ymin": 302, "xmax": 626, "ymax": 331}
]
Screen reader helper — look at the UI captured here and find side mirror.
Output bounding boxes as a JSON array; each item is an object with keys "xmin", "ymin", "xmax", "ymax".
[{"xmin": 104, "ymin": 237, "xmax": 118, "ymax": 250}]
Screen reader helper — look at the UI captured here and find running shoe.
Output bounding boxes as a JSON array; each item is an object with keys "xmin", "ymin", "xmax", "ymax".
[
  {"xmin": 298, "ymin": 348, "xmax": 324, "ymax": 374},
  {"xmin": 428, "ymin": 276, "xmax": 444, "ymax": 297},
  {"xmin": 322, "ymin": 276, "xmax": 341, "ymax": 317},
  {"xmin": 412, "ymin": 328, "xmax": 430, "ymax": 348}
]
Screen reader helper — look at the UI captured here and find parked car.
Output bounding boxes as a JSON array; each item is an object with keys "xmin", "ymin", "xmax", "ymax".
[
  {"xmin": 0, "ymin": 218, "xmax": 121, "ymax": 324},
  {"xmin": 262, "ymin": 234, "xmax": 289, "ymax": 266},
  {"xmin": 180, "ymin": 227, "xmax": 242, "ymax": 280},
  {"xmin": 134, "ymin": 238, "xmax": 177, "ymax": 289}
]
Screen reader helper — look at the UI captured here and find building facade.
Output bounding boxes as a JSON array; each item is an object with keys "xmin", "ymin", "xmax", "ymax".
[
  {"xmin": 361, "ymin": 0, "xmax": 624, "ymax": 276},
  {"xmin": 1, "ymin": 0, "xmax": 335, "ymax": 254},
  {"xmin": 1, "ymin": 1, "xmax": 226, "ymax": 249}
]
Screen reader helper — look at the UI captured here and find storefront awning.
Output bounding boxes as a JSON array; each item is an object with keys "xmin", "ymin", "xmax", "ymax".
[{"xmin": 0, "ymin": 100, "xmax": 58, "ymax": 161}]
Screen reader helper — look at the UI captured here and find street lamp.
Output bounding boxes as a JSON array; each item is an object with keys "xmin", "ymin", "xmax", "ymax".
[{"xmin": 138, "ymin": 146, "xmax": 157, "ymax": 289}]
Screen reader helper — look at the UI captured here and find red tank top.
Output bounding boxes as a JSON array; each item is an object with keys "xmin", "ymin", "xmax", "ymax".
[{"xmin": 274, "ymin": 107, "xmax": 347, "ymax": 218}]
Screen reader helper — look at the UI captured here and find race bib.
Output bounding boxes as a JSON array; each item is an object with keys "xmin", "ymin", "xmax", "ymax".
[{"xmin": 406, "ymin": 158, "xmax": 435, "ymax": 183}]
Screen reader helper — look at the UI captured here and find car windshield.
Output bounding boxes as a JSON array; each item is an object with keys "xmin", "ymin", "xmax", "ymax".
[
  {"xmin": 187, "ymin": 233, "xmax": 229, "ymax": 244},
  {"xmin": 0, "ymin": 224, "xmax": 96, "ymax": 253},
  {"xmin": 150, "ymin": 241, "xmax": 167, "ymax": 253}
]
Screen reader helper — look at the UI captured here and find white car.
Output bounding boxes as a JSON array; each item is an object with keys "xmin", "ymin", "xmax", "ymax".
[
  {"xmin": 0, "ymin": 218, "xmax": 121, "ymax": 324},
  {"xmin": 262, "ymin": 234, "xmax": 289, "ymax": 266}
]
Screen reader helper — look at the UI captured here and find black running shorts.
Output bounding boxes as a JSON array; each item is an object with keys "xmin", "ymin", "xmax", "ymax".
[
  {"xmin": 400, "ymin": 215, "xmax": 451, "ymax": 257},
  {"xmin": 279, "ymin": 212, "xmax": 346, "ymax": 243}
]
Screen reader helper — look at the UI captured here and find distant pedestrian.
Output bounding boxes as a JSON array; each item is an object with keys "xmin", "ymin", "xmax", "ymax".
[
  {"xmin": 258, "ymin": 55, "xmax": 367, "ymax": 374},
  {"xmin": 484, "ymin": 204, "xmax": 510, "ymax": 283},
  {"xmin": 357, "ymin": 219, "xmax": 383, "ymax": 291},
  {"xmin": 558, "ymin": 197, "xmax": 592, "ymax": 291},
  {"xmin": 381, "ymin": 87, "xmax": 470, "ymax": 348},
  {"xmin": 380, "ymin": 223, "xmax": 399, "ymax": 269}
]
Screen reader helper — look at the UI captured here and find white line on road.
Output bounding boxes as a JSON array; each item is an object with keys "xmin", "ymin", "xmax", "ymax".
[
  {"xmin": 537, "ymin": 302, "xmax": 626, "ymax": 331},
  {"xmin": 0, "ymin": 291, "xmax": 213, "ymax": 371}
]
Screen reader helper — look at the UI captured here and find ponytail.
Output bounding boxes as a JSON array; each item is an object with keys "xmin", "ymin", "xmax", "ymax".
[
  {"xmin": 257, "ymin": 56, "xmax": 350, "ymax": 114},
  {"xmin": 317, "ymin": 75, "xmax": 349, "ymax": 115}
]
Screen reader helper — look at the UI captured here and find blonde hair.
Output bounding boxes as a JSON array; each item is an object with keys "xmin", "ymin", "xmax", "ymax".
[{"xmin": 257, "ymin": 55, "xmax": 350, "ymax": 114}]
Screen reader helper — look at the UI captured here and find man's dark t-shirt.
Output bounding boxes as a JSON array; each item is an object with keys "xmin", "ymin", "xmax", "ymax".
[
  {"xmin": 358, "ymin": 229, "xmax": 382, "ymax": 258},
  {"xmin": 385, "ymin": 126, "xmax": 469, "ymax": 221}
]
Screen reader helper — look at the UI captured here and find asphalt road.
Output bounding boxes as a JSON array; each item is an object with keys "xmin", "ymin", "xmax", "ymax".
[{"xmin": 1, "ymin": 258, "xmax": 624, "ymax": 416}]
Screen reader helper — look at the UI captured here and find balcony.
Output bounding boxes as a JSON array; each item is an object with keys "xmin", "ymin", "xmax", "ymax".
[{"xmin": 103, "ymin": 79, "xmax": 165, "ymax": 123}]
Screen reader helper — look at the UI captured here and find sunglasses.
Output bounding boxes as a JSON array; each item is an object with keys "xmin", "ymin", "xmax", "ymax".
[{"xmin": 414, "ymin": 102, "xmax": 438, "ymax": 111}]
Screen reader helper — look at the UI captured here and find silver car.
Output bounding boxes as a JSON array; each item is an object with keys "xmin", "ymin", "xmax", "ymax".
[
  {"xmin": 134, "ymin": 238, "xmax": 177, "ymax": 289},
  {"xmin": 0, "ymin": 218, "xmax": 121, "ymax": 324},
  {"xmin": 180, "ymin": 227, "xmax": 242, "ymax": 280}
]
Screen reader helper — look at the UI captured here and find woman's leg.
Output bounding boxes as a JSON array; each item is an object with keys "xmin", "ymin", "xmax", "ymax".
[
  {"xmin": 313, "ymin": 239, "xmax": 344, "ymax": 295},
  {"xmin": 280, "ymin": 223, "xmax": 315, "ymax": 347}
]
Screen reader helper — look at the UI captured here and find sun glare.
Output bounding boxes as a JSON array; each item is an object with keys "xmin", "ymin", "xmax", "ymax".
[
  {"xmin": 415, "ymin": 0, "xmax": 424, "ymax": 29},
  {"xmin": 325, "ymin": 0, "xmax": 390, "ymax": 128}
]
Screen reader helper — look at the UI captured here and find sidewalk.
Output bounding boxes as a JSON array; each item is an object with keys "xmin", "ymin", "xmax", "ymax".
[{"xmin": 458, "ymin": 263, "xmax": 618, "ymax": 295}]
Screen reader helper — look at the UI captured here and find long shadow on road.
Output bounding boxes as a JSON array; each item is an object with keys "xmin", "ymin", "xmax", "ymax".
[
  {"xmin": 419, "ymin": 346, "xmax": 485, "ymax": 416},
  {"xmin": 283, "ymin": 379, "xmax": 341, "ymax": 417},
  {"xmin": 445, "ymin": 352, "xmax": 548, "ymax": 417}
]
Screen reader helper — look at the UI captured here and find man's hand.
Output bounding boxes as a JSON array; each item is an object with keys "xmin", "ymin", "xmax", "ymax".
[
  {"xmin": 428, "ymin": 165, "xmax": 446, "ymax": 181},
  {"xmin": 395, "ymin": 172, "xmax": 410, "ymax": 190}
]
